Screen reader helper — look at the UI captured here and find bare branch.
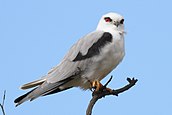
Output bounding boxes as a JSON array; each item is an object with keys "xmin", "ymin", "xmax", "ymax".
[
  {"xmin": 86, "ymin": 77, "xmax": 138, "ymax": 115},
  {"xmin": 2, "ymin": 90, "xmax": 6, "ymax": 107},
  {"xmin": 0, "ymin": 90, "xmax": 6, "ymax": 115},
  {"xmin": 104, "ymin": 76, "xmax": 113, "ymax": 87}
]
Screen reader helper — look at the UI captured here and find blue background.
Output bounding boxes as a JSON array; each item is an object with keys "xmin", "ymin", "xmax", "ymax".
[{"xmin": 0, "ymin": 0, "xmax": 172, "ymax": 115}]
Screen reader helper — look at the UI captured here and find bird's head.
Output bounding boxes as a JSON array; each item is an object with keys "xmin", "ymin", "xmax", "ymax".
[{"xmin": 96, "ymin": 12, "xmax": 125, "ymax": 34}]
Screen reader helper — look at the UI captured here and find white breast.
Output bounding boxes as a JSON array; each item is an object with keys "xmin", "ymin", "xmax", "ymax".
[{"xmin": 80, "ymin": 32, "xmax": 125, "ymax": 89}]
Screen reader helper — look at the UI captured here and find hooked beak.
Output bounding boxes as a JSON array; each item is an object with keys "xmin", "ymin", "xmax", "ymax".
[{"xmin": 113, "ymin": 21, "xmax": 120, "ymax": 27}]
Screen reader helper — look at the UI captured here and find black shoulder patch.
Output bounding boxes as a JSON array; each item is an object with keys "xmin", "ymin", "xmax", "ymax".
[{"xmin": 73, "ymin": 32, "xmax": 112, "ymax": 62}]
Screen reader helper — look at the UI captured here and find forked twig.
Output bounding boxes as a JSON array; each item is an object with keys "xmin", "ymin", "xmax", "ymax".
[{"xmin": 86, "ymin": 77, "xmax": 138, "ymax": 115}]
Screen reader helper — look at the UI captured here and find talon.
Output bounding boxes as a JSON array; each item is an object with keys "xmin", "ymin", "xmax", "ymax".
[
  {"xmin": 91, "ymin": 80, "xmax": 113, "ymax": 93},
  {"xmin": 91, "ymin": 80, "xmax": 103, "ymax": 92}
]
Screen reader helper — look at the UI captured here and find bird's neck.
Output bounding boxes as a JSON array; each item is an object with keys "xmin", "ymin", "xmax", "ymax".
[
  {"xmin": 96, "ymin": 26, "xmax": 125, "ymax": 57},
  {"xmin": 96, "ymin": 24, "xmax": 125, "ymax": 36},
  {"xmin": 96, "ymin": 27, "xmax": 125, "ymax": 40},
  {"xmin": 97, "ymin": 28, "xmax": 113, "ymax": 35}
]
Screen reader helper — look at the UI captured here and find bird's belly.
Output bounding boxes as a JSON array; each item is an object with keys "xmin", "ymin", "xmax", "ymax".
[
  {"xmin": 80, "ymin": 43, "xmax": 124, "ymax": 89},
  {"xmin": 93, "ymin": 46, "xmax": 124, "ymax": 80}
]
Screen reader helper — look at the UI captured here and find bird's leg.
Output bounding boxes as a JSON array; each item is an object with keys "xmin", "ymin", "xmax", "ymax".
[
  {"xmin": 91, "ymin": 80, "xmax": 112, "ymax": 93},
  {"xmin": 91, "ymin": 80, "xmax": 103, "ymax": 92}
]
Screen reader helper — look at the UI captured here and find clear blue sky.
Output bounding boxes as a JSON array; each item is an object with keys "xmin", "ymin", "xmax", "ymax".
[{"xmin": 0, "ymin": 0, "xmax": 172, "ymax": 115}]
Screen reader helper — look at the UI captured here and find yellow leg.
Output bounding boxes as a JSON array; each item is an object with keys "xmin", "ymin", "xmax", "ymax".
[
  {"xmin": 91, "ymin": 80, "xmax": 112, "ymax": 92},
  {"xmin": 91, "ymin": 80, "xmax": 103, "ymax": 91}
]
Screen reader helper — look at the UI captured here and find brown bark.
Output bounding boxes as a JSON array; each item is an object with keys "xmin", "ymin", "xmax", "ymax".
[{"xmin": 86, "ymin": 77, "xmax": 138, "ymax": 115}]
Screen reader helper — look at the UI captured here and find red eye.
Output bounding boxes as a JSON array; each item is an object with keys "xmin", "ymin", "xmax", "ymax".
[
  {"xmin": 105, "ymin": 18, "xmax": 111, "ymax": 22},
  {"xmin": 104, "ymin": 17, "xmax": 112, "ymax": 22}
]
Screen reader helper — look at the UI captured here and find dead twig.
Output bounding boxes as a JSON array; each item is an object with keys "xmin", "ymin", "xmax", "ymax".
[
  {"xmin": 0, "ymin": 90, "xmax": 6, "ymax": 115},
  {"xmin": 86, "ymin": 77, "xmax": 138, "ymax": 115}
]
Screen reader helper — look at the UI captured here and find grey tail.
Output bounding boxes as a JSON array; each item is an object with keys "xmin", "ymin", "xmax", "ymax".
[
  {"xmin": 42, "ymin": 87, "xmax": 72, "ymax": 96},
  {"xmin": 14, "ymin": 72, "xmax": 78, "ymax": 106},
  {"xmin": 14, "ymin": 88, "xmax": 36, "ymax": 106},
  {"xmin": 14, "ymin": 87, "xmax": 72, "ymax": 107}
]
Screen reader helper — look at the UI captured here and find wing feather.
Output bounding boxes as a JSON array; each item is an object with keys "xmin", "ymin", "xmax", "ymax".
[{"xmin": 46, "ymin": 31, "xmax": 105, "ymax": 83}]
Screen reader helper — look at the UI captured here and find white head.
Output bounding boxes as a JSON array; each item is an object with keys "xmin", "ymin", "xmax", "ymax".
[{"xmin": 96, "ymin": 12, "xmax": 125, "ymax": 34}]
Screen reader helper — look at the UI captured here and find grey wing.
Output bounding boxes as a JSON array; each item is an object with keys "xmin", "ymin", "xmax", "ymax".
[{"xmin": 46, "ymin": 30, "xmax": 105, "ymax": 83}]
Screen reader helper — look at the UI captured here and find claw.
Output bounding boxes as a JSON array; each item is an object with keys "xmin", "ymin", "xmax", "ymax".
[
  {"xmin": 91, "ymin": 80, "xmax": 103, "ymax": 91},
  {"xmin": 91, "ymin": 80, "xmax": 112, "ymax": 93}
]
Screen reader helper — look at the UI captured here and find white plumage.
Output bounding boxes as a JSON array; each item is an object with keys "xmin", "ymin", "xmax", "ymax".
[{"xmin": 14, "ymin": 12, "xmax": 125, "ymax": 106}]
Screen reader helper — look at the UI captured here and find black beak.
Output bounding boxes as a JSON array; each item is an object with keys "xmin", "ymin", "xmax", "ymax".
[{"xmin": 114, "ymin": 22, "xmax": 120, "ymax": 27}]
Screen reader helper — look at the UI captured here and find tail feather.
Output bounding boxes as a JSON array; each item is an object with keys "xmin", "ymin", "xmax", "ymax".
[
  {"xmin": 42, "ymin": 87, "xmax": 72, "ymax": 96},
  {"xmin": 14, "ymin": 88, "xmax": 37, "ymax": 107},
  {"xmin": 20, "ymin": 79, "xmax": 46, "ymax": 90},
  {"xmin": 14, "ymin": 85, "xmax": 72, "ymax": 106},
  {"xmin": 15, "ymin": 74, "xmax": 76, "ymax": 106}
]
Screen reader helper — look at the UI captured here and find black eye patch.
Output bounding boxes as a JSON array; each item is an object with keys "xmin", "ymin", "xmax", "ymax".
[
  {"xmin": 104, "ymin": 17, "xmax": 112, "ymax": 22},
  {"xmin": 120, "ymin": 19, "xmax": 124, "ymax": 24}
]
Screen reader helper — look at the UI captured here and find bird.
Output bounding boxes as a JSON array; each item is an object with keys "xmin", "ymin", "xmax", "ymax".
[{"xmin": 14, "ymin": 12, "xmax": 125, "ymax": 106}]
